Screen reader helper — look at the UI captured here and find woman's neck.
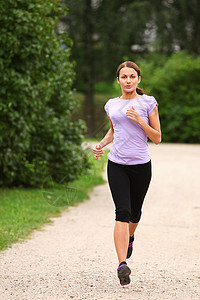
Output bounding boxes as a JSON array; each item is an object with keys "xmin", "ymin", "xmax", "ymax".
[{"xmin": 120, "ymin": 91, "xmax": 140, "ymax": 99}]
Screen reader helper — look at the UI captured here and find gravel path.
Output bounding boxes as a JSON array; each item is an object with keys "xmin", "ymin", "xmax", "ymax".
[{"xmin": 0, "ymin": 144, "xmax": 200, "ymax": 300}]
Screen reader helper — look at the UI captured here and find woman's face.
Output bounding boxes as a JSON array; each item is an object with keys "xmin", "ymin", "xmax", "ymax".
[{"xmin": 117, "ymin": 67, "xmax": 141, "ymax": 94}]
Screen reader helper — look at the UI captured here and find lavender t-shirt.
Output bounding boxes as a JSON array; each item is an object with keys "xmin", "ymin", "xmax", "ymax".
[{"xmin": 104, "ymin": 95, "xmax": 158, "ymax": 165}]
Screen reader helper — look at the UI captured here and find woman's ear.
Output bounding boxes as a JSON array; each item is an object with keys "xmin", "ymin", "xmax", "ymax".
[
  {"xmin": 117, "ymin": 77, "xmax": 120, "ymax": 84},
  {"xmin": 138, "ymin": 76, "xmax": 141, "ymax": 84}
]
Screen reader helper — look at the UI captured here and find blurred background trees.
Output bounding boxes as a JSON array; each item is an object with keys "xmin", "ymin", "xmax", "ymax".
[{"xmin": 62, "ymin": 0, "xmax": 200, "ymax": 141}]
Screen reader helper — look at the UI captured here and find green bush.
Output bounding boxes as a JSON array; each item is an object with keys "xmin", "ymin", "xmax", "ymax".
[
  {"xmin": 0, "ymin": 0, "xmax": 90, "ymax": 187},
  {"xmin": 139, "ymin": 52, "xmax": 200, "ymax": 143}
]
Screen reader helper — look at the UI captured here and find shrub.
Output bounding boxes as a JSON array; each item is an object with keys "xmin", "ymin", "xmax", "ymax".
[
  {"xmin": 0, "ymin": 0, "xmax": 90, "ymax": 187},
  {"xmin": 139, "ymin": 52, "xmax": 200, "ymax": 143}
]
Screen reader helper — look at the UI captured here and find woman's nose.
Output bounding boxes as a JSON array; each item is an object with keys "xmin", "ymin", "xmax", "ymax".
[{"xmin": 126, "ymin": 77, "xmax": 131, "ymax": 83}]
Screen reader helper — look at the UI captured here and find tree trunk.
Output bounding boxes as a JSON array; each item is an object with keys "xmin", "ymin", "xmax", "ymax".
[
  {"xmin": 83, "ymin": 0, "xmax": 95, "ymax": 138},
  {"xmin": 193, "ymin": 3, "xmax": 200, "ymax": 55},
  {"xmin": 84, "ymin": 87, "xmax": 95, "ymax": 138}
]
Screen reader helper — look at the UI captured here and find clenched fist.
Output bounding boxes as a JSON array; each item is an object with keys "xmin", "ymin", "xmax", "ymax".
[
  {"xmin": 93, "ymin": 143, "xmax": 104, "ymax": 159},
  {"xmin": 126, "ymin": 106, "xmax": 141, "ymax": 124}
]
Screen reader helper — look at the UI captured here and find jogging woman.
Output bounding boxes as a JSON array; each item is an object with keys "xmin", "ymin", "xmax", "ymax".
[{"xmin": 93, "ymin": 61, "xmax": 161, "ymax": 286}]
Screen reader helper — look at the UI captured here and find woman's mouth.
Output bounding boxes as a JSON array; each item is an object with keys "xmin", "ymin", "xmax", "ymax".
[{"xmin": 125, "ymin": 85, "xmax": 132, "ymax": 89}]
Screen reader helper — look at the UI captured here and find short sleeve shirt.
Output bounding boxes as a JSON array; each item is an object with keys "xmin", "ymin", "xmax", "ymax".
[{"xmin": 104, "ymin": 95, "xmax": 158, "ymax": 165}]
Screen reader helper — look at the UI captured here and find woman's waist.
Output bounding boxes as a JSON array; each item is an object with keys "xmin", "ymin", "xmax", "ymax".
[{"xmin": 112, "ymin": 137, "xmax": 148, "ymax": 150}]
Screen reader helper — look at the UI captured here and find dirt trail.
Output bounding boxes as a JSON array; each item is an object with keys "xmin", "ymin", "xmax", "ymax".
[{"xmin": 0, "ymin": 144, "xmax": 200, "ymax": 300}]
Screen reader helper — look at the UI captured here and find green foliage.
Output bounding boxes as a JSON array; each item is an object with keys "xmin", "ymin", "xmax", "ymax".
[
  {"xmin": 139, "ymin": 52, "xmax": 200, "ymax": 143},
  {"xmin": 0, "ymin": 0, "xmax": 90, "ymax": 187}
]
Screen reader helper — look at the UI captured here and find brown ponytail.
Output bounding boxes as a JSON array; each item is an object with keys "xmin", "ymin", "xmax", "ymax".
[
  {"xmin": 136, "ymin": 87, "xmax": 144, "ymax": 95},
  {"xmin": 116, "ymin": 61, "xmax": 145, "ymax": 95}
]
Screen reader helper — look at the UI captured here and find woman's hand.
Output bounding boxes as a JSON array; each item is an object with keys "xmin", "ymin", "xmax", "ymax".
[
  {"xmin": 93, "ymin": 143, "xmax": 104, "ymax": 159},
  {"xmin": 126, "ymin": 106, "xmax": 141, "ymax": 124},
  {"xmin": 126, "ymin": 105, "xmax": 161, "ymax": 144}
]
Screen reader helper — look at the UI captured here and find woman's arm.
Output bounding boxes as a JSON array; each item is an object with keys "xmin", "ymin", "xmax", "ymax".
[
  {"xmin": 99, "ymin": 116, "xmax": 114, "ymax": 147},
  {"xmin": 126, "ymin": 106, "xmax": 161, "ymax": 145},
  {"xmin": 93, "ymin": 116, "xmax": 114, "ymax": 159}
]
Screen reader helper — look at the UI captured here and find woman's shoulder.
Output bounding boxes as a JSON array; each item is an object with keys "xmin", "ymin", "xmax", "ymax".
[
  {"xmin": 104, "ymin": 97, "xmax": 117, "ymax": 116},
  {"xmin": 142, "ymin": 94, "xmax": 158, "ymax": 104},
  {"xmin": 142, "ymin": 94, "xmax": 156, "ymax": 100},
  {"xmin": 142, "ymin": 94, "xmax": 158, "ymax": 115},
  {"xmin": 107, "ymin": 96, "xmax": 119, "ymax": 102},
  {"xmin": 104, "ymin": 97, "xmax": 119, "ymax": 107}
]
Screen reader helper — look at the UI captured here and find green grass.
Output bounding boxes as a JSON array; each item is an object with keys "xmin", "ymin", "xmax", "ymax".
[{"xmin": 0, "ymin": 148, "xmax": 109, "ymax": 252}]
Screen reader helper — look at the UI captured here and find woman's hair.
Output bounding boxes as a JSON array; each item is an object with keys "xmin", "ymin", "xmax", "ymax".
[{"xmin": 116, "ymin": 61, "xmax": 145, "ymax": 95}]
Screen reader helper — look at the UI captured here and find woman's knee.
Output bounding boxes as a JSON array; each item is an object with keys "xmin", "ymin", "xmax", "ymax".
[
  {"xmin": 130, "ymin": 211, "xmax": 142, "ymax": 223},
  {"xmin": 115, "ymin": 208, "xmax": 131, "ymax": 223}
]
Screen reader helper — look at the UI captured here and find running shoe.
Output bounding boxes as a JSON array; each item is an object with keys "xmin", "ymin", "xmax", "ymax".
[
  {"xmin": 127, "ymin": 235, "xmax": 134, "ymax": 259},
  {"xmin": 117, "ymin": 263, "xmax": 131, "ymax": 286}
]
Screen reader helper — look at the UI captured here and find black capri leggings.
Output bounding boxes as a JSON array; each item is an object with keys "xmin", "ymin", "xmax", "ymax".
[{"xmin": 107, "ymin": 159, "xmax": 152, "ymax": 223}]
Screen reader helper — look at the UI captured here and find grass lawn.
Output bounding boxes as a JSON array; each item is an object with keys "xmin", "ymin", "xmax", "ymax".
[{"xmin": 0, "ymin": 147, "xmax": 108, "ymax": 252}]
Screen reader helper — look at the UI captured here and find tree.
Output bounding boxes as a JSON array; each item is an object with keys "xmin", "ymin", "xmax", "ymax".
[
  {"xmin": 61, "ymin": 0, "xmax": 97, "ymax": 137},
  {"xmin": 62, "ymin": 0, "xmax": 200, "ymax": 138},
  {"xmin": 62, "ymin": 0, "xmax": 152, "ymax": 136},
  {"xmin": 151, "ymin": 0, "xmax": 200, "ymax": 55},
  {"xmin": 0, "ymin": 0, "xmax": 90, "ymax": 187}
]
